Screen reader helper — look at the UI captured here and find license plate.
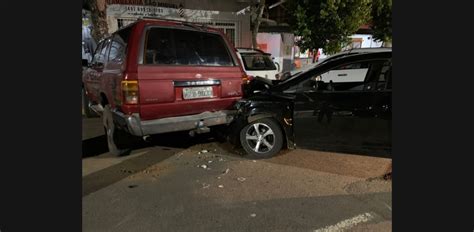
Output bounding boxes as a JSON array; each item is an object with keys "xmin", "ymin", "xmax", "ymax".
[{"xmin": 183, "ymin": 87, "xmax": 213, "ymax": 100}]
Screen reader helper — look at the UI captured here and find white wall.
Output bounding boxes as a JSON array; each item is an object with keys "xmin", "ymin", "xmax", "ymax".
[
  {"xmin": 317, "ymin": 34, "xmax": 384, "ymax": 59},
  {"xmin": 106, "ymin": 4, "xmax": 252, "ymax": 47},
  {"xmin": 349, "ymin": 34, "xmax": 384, "ymax": 48},
  {"xmin": 256, "ymin": 32, "xmax": 295, "ymax": 72}
]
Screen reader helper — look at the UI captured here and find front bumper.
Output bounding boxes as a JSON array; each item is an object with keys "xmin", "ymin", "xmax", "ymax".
[{"xmin": 112, "ymin": 110, "xmax": 236, "ymax": 136}]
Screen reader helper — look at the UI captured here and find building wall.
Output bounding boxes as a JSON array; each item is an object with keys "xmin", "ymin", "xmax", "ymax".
[
  {"xmin": 349, "ymin": 34, "xmax": 384, "ymax": 48},
  {"xmin": 177, "ymin": 0, "xmax": 250, "ymax": 12},
  {"xmin": 257, "ymin": 32, "xmax": 295, "ymax": 72},
  {"xmin": 106, "ymin": 0, "xmax": 251, "ymax": 12},
  {"xmin": 104, "ymin": 0, "xmax": 252, "ymax": 47}
]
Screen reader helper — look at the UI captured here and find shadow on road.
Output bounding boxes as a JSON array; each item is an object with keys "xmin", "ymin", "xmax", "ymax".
[
  {"xmin": 298, "ymin": 144, "xmax": 392, "ymax": 159},
  {"xmin": 82, "ymin": 146, "xmax": 180, "ymax": 197},
  {"xmin": 82, "ymin": 131, "xmax": 222, "ymax": 196},
  {"xmin": 82, "ymin": 131, "xmax": 217, "ymax": 158},
  {"xmin": 82, "ymin": 135, "xmax": 108, "ymax": 158}
]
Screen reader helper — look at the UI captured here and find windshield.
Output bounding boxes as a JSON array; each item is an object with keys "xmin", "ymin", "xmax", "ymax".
[{"xmin": 240, "ymin": 53, "xmax": 277, "ymax": 71}]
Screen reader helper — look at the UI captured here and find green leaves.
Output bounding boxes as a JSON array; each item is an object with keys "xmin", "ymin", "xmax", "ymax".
[
  {"xmin": 287, "ymin": 0, "xmax": 390, "ymax": 54},
  {"xmin": 371, "ymin": 0, "xmax": 392, "ymax": 43}
]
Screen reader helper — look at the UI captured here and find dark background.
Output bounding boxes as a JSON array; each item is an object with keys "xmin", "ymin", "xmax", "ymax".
[{"xmin": 0, "ymin": 0, "xmax": 472, "ymax": 231}]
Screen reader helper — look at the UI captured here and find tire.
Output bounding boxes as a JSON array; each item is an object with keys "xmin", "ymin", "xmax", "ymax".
[
  {"xmin": 82, "ymin": 87, "xmax": 98, "ymax": 118},
  {"xmin": 240, "ymin": 118, "xmax": 284, "ymax": 159},
  {"xmin": 102, "ymin": 105, "xmax": 132, "ymax": 156}
]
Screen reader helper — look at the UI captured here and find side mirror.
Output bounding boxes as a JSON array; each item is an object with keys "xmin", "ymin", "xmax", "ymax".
[
  {"xmin": 274, "ymin": 62, "xmax": 280, "ymax": 72},
  {"xmin": 82, "ymin": 59, "xmax": 89, "ymax": 67}
]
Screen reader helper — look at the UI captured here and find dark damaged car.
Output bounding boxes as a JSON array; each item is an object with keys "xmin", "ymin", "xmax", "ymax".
[{"xmin": 234, "ymin": 49, "xmax": 392, "ymax": 158}]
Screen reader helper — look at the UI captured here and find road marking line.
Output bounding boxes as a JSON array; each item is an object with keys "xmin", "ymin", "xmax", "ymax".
[
  {"xmin": 383, "ymin": 202, "xmax": 392, "ymax": 211},
  {"xmin": 313, "ymin": 212, "xmax": 375, "ymax": 232}
]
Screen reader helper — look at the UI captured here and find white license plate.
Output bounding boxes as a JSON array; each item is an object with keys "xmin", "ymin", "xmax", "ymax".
[{"xmin": 183, "ymin": 87, "xmax": 213, "ymax": 100}]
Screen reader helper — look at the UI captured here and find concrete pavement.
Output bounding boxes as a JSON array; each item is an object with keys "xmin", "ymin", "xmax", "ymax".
[{"xmin": 82, "ymin": 118, "xmax": 392, "ymax": 231}]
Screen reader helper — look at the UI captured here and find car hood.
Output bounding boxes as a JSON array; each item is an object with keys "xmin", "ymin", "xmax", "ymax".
[{"xmin": 243, "ymin": 77, "xmax": 295, "ymax": 102}]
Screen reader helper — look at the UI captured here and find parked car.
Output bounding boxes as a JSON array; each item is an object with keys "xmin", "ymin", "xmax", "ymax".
[
  {"xmin": 82, "ymin": 19, "xmax": 246, "ymax": 155},
  {"xmin": 234, "ymin": 50, "xmax": 392, "ymax": 158},
  {"xmin": 236, "ymin": 48, "xmax": 283, "ymax": 80}
]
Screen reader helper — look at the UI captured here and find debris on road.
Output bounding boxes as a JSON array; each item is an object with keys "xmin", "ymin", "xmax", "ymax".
[
  {"xmin": 121, "ymin": 169, "xmax": 135, "ymax": 174},
  {"xmin": 218, "ymin": 185, "xmax": 224, "ymax": 188},
  {"xmin": 201, "ymin": 149, "xmax": 208, "ymax": 153},
  {"xmin": 237, "ymin": 177, "xmax": 246, "ymax": 182},
  {"xmin": 208, "ymin": 160, "xmax": 213, "ymax": 164},
  {"xmin": 200, "ymin": 164, "xmax": 208, "ymax": 169},
  {"xmin": 250, "ymin": 213, "xmax": 256, "ymax": 217}
]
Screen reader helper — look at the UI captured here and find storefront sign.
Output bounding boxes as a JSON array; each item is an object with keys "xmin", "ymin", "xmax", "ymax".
[
  {"xmin": 107, "ymin": 4, "xmax": 174, "ymax": 18},
  {"xmin": 107, "ymin": 4, "xmax": 219, "ymax": 19},
  {"xmin": 106, "ymin": 0, "xmax": 179, "ymax": 8}
]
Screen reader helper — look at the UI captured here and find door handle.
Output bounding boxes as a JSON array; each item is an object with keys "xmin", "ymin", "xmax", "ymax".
[{"xmin": 337, "ymin": 73, "xmax": 347, "ymax": 76}]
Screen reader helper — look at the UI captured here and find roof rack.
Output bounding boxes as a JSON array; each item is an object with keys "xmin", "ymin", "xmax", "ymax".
[
  {"xmin": 138, "ymin": 17, "xmax": 209, "ymax": 30},
  {"xmin": 139, "ymin": 17, "xmax": 186, "ymax": 23}
]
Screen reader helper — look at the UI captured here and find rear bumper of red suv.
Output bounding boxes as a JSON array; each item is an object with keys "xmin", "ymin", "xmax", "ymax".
[{"xmin": 112, "ymin": 110, "xmax": 236, "ymax": 136}]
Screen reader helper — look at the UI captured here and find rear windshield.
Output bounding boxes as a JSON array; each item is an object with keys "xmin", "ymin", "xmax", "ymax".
[
  {"xmin": 241, "ymin": 53, "xmax": 276, "ymax": 70},
  {"xmin": 144, "ymin": 27, "xmax": 234, "ymax": 66}
]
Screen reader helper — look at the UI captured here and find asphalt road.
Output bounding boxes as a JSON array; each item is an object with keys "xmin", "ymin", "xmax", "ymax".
[{"xmin": 82, "ymin": 117, "xmax": 392, "ymax": 232}]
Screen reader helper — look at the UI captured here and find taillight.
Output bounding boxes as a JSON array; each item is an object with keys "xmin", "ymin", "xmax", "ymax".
[
  {"xmin": 242, "ymin": 74, "xmax": 250, "ymax": 84},
  {"xmin": 242, "ymin": 74, "xmax": 254, "ymax": 84},
  {"xmin": 122, "ymin": 80, "xmax": 139, "ymax": 104}
]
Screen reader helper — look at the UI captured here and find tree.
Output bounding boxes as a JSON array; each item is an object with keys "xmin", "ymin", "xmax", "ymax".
[
  {"xmin": 287, "ymin": 0, "xmax": 372, "ymax": 55},
  {"xmin": 371, "ymin": 0, "xmax": 392, "ymax": 46},
  {"xmin": 250, "ymin": 0, "xmax": 267, "ymax": 49},
  {"xmin": 86, "ymin": 0, "xmax": 109, "ymax": 42}
]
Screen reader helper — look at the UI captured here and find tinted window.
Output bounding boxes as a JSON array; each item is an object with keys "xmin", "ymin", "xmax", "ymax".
[
  {"xmin": 380, "ymin": 65, "xmax": 392, "ymax": 90},
  {"xmin": 144, "ymin": 28, "xmax": 234, "ymax": 66},
  {"xmin": 386, "ymin": 72, "xmax": 392, "ymax": 90},
  {"xmin": 241, "ymin": 53, "xmax": 276, "ymax": 70},
  {"xmin": 92, "ymin": 41, "xmax": 104, "ymax": 64},
  {"xmin": 95, "ymin": 40, "xmax": 109, "ymax": 64},
  {"xmin": 108, "ymin": 40, "xmax": 125, "ymax": 62},
  {"xmin": 365, "ymin": 60, "xmax": 391, "ymax": 90},
  {"xmin": 116, "ymin": 25, "xmax": 132, "ymax": 44}
]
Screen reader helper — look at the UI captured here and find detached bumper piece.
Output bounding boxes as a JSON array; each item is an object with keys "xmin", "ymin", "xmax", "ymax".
[{"xmin": 112, "ymin": 110, "xmax": 236, "ymax": 136}]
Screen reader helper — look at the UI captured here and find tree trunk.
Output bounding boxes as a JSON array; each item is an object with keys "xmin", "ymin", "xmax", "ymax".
[
  {"xmin": 311, "ymin": 48, "xmax": 320, "ymax": 63},
  {"xmin": 87, "ymin": 0, "xmax": 109, "ymax": 42},
  {"xmin": 251, "ymin": 0, "xmax": 266, "ymax": 49}
]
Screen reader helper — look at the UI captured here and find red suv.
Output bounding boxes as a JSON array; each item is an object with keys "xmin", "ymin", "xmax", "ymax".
[{"xmin": 82, "ymin": 19, "xmax": 246, "ymax": 155}]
